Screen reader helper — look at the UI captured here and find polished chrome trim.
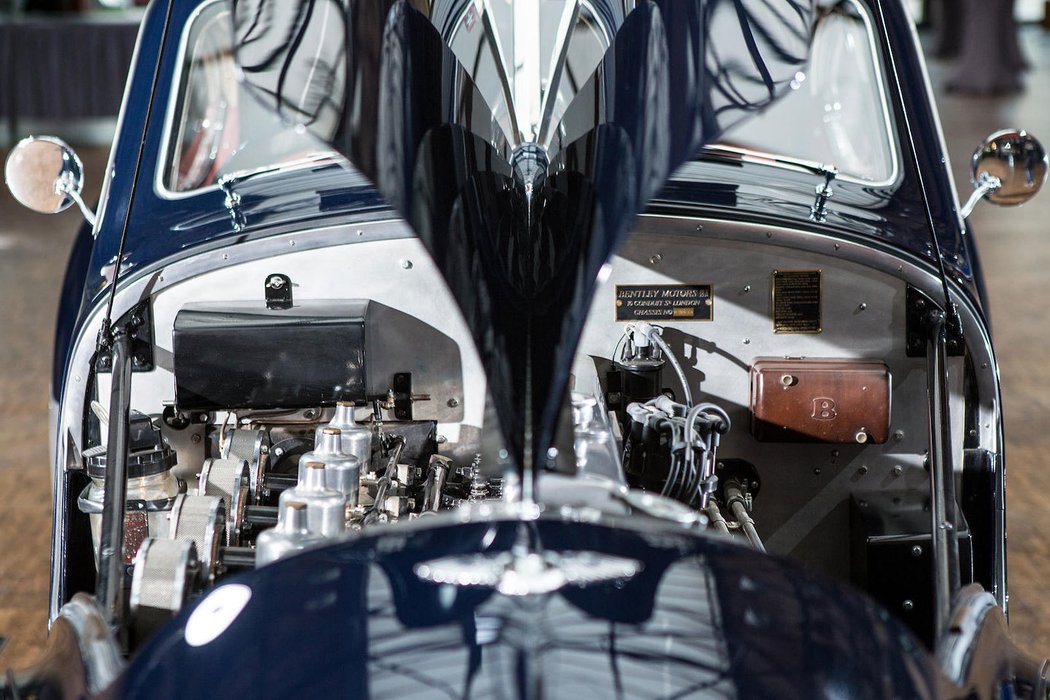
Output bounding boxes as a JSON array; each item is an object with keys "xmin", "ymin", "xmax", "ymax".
[{"xmin": 56, "ymin": 593, "xmax": 124, "ymax": 694}]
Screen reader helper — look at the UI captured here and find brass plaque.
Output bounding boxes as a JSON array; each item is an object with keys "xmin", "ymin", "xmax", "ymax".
[
  {"xmin": 615, "ymin": 284, "xmax": 713, "ymax": 322},
  {"xmin": 772, "ymin": 269, "xmax": 822, "ymax": 333}
]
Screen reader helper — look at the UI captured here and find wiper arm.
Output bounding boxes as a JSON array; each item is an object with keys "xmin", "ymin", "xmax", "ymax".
[{"xmin": 700, "ymin": 144, "xmax": 838, "ymax": 221}]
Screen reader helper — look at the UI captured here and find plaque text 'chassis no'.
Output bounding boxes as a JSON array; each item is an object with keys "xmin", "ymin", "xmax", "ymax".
[{"xmin": 615, "ymin": 284, "xmax": 714, "ymax": 322}]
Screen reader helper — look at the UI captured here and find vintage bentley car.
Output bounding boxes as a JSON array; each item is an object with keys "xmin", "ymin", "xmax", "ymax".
[{"xmin": 3, "ymin": 0, "xmax": 1050, "ymax": 697}]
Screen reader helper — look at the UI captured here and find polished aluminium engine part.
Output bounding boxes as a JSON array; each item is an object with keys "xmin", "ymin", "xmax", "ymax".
[
  {"xmin": 319, "ymin": 401, "xmax": 372, "ymax": 467},
  {"xmin": 279, "ymin": 462, "xmax": 346, "ymax": 536},
  {"xmin": 198, "ymin": 458, "xmax": 250, "ymax": 546},
  {"xmin": 221, "ymin": 427, "xmax": 269, "ymax": 496},
  {"xmin": 301, "ymin": 426, "xmax": 361, "ymax": 506},
  {"xmin": 129, "ymin": 538, "xmax": 199, "ymax": 635},
  {"xmin": 255, "ymin": 501, "xmax": 326, "ymax": 567},
  {"xmin": 168, "ymin": 494, "xmax": 226, "ymax": 580},
  {"xmin": 298, "ymin": 427, "xmax": 358, "ymax": 485},
  {"xmin": 570, "ymin": 392, "xmax": 623, "ymax": 482}
]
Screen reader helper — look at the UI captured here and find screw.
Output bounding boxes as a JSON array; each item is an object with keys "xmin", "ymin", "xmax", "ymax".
[
  {"xmin": 648, "ymin": 254, "xmax": 662, "ymax": 264},
  {"xmin": 857, "ymin": 465, "xmax": 869, "ymax": 476},
  {"xmin": 911, "ymin": 545, "xmax": 923, "ymax": 557},
  {"xmin": 893, "ymin": 430, "xmax": 905, "ymax": 442},
  {"xmin": 892, "ymin": 465, "xmax": 904, "ymax": 477},
  {"xmin": 858, "ymin": 302, "xmax": 867, "ymax": 311},
  {"xmin": 813, "ymin": 467, "xmax": 822, "ymax": 475},
  {"xmin": 902, "ymin": 600, "xmax": 914, "ymax": 612},
  {"xmin": 266, "ymin": 275, "xmax": 285, "ymax": 289},
  {"xmin": 190, "ymin": 434, "xmax": 201, "ymax": 444},
  {"xmin": 401, "ymin": 260, "xmax": 413, "ymax": 269},
  {"xmin": 743, "ymin": 338, "xmax": 751, "ymax": 345},
  {"xmin": 447, "ymin": 398, "xmax": 460, "ymax": 408},
  {"xmin": 743, "ymin": 285, "xmax": 751, "ymax": 293}
]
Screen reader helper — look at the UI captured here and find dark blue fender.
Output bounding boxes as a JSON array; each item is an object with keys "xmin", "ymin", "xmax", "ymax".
[
  {"xmin": 52, "ymin": 218, "xmax": 95, "ymax": 402},
  {"xmin": 111, "ymin": 518, "xmax": 943, "ymax": 699}
]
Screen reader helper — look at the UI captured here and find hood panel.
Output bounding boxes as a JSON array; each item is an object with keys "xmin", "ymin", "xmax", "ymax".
[
  {"xmin": 229, "ymin": 0, "xmax": 815, "ymax": 474},
  {"xmin": 115, "ymin": 519, "xmax": 940, "ymax": 699}
]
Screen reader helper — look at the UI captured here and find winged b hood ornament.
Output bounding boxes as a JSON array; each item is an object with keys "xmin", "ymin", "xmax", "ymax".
[{"xmin": 230, "ymin": 0, "xmax": 815, "ymax": 487}]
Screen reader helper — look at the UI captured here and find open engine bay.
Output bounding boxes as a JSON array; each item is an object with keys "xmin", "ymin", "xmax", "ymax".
[{"xmin": 57, "ymin": 214, "xmax": 1001, "ymax": 649}]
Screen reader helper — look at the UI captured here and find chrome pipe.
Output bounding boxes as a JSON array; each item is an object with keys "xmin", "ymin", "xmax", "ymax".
[
  {"xmin": 363, "ymin": 436, "xmax": 406, "ymax": 526},
  {"xmin": 725, "ymin": 484, "xmax": 765, "ymax": 553},
  {"xmin": 96, "ymin": 329, "xmax": 133, "ymax": 629},
  {"xmin": 925, "ymin": 309, "xmax": 961, "ymax": 643},
  {"xmin": 704, "ymin": 501, "xmax": 730, "ymax": 535},
  {"xmin": 422, "ymin": 456, "xmax": 451, "ymax": 513}
]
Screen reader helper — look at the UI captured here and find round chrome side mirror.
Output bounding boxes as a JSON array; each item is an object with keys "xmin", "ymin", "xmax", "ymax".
[
  {"xmin": 961, "ymin": 130, "xmax": 1048, "ymax": 217},
  {"xmin": 4, "ymin": 136, "xmax": 96, "ymax": 225}
]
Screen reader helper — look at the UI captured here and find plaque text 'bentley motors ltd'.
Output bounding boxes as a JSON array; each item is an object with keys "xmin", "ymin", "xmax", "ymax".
[
  {"xmin": 615, "ymin": 284, "xmax": 714, "ymax": 322},
  {"xmin": 772, "ymin": 269, "xmax": 822, "ymax": 333}
]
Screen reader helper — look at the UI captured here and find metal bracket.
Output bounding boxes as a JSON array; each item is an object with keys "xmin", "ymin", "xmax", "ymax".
[
  {"xmin": 95, "ymin": 302, "xmax": 154, "ymax": 373},
  {"xmin": 393, "ymin": 372, "xmax": 413, "ymax": 420},
  {"xmin": 264, "ymin": 273, "xmax": 293, "ymax": 310},
  {"xmin": 906, "ymin": 287, "xmax": 964, "ymax": 357},
  {"xmin": 809, "ymin": 166, "xmax": 838, "ymax": 222}
]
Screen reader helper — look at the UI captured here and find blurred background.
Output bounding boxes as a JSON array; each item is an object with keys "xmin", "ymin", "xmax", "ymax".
[{"xmin": 0, "ymin": 0, "xmax": 1049, "ymax": 672}]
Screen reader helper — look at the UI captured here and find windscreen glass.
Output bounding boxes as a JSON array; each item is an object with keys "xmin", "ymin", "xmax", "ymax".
[
  {"xmin": 712, "ymin": 0, "xmax": 897, "ymax": 182},
  {"xmin": 162, "ymin": 1, "xmax": 338, "ymax": 194}
]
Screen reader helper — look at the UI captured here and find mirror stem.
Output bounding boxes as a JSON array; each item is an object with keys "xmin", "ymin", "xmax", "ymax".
[
  {"xmin": 57, "ymin": 179, "xmax": 97, "ymax": 228},
  {"xmin": 960, "ymin": 172, "xmax": 1002, "ymax": 218}
]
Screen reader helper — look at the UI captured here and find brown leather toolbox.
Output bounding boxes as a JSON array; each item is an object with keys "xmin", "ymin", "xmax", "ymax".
[{"xmin": 749, "ymin": 358, "xmax": 891, "ymax": 444}]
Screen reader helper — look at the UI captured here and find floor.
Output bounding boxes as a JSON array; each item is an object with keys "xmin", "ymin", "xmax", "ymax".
[{"xmin": 1, "ymin": 23, "xmax": 1050, "ymax": 674}]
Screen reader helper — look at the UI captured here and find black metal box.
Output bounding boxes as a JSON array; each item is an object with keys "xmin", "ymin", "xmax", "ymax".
[
  {"xmin": 173, "ymin": 301, "xmax": 368, "ymax": 410},
  {"xmin": 850, "ymin": 492, "xmax": 972, "ymax": 648}
]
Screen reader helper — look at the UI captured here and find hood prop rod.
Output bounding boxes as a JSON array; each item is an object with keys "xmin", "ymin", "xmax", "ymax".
[
  {"xmin": 96, "ymin": 326, "xmax": 134, "ymax": 630},
  {"xmin": 925, "ymin": 308, "xmax": 961, "ymax": 644}
]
